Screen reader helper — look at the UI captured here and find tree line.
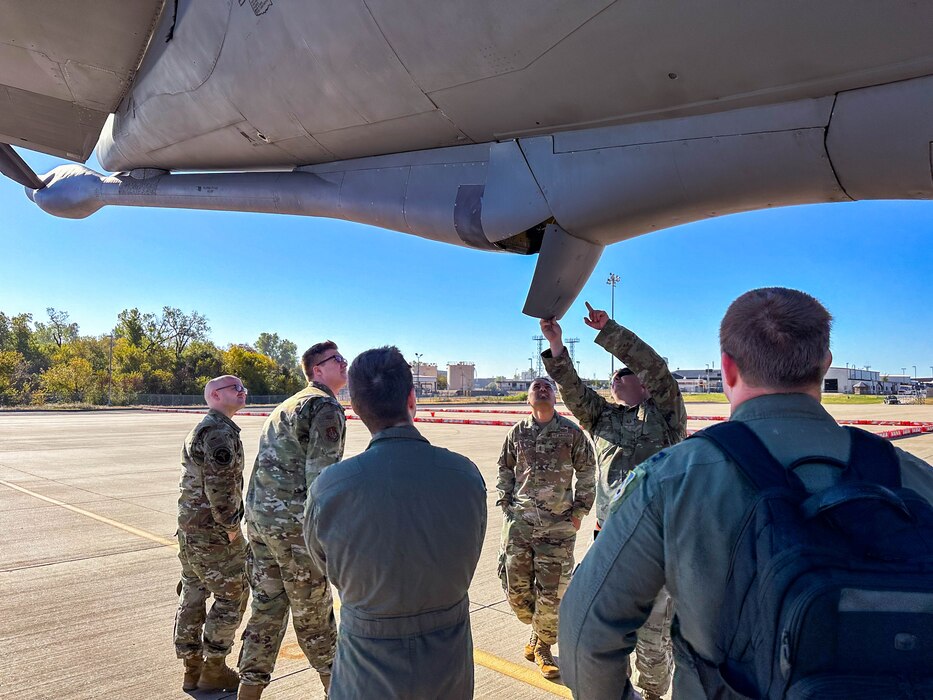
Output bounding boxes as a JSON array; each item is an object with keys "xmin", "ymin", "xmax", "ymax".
[{"xmin": 0, "ymin": 307, "xmax": 306, "ymax": 406}]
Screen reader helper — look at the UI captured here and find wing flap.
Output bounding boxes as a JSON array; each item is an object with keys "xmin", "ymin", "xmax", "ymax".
[{"xmin": 0, "ymin": 0, "xmax": 164, "ymax": 161}]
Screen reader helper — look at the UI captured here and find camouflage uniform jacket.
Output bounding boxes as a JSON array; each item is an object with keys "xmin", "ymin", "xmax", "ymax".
[
  {"xmin": 496, "ymin": 414, "xmax": 596, "ymax": 526},
  {"xmin": 542, "ymin": 319, "xmax": 687, "ymax": 522},
  {"xmin": 178, "ymin": 409, "xmax": 245, "ymax": 535},
  {"xmin": 245, "ymin": 382, "xmax": 346, "ymax": 536}
]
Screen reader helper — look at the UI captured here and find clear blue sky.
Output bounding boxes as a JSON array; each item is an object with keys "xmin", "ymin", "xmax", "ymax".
[{"xmin": 2, "ymin": 149, "xmax": 931, "ymax": 381}]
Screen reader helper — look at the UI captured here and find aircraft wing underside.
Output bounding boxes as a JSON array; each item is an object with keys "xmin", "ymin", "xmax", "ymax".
[
  {"xmin": 0, "ymin": 0, "xmax": 164, "ymax": 161},
  {"xmin": 4, "ymin": 1, "xmax": 933, "ymax": 319}
]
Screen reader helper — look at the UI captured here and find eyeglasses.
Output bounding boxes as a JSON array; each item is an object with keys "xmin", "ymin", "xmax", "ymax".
[
  {"xmin": 217, "ymin": 383, "xmax": 248, "ymax": 394},
  {"xmin": 315, "ymin": 353, "xmax": 347, "ymax": 368}
]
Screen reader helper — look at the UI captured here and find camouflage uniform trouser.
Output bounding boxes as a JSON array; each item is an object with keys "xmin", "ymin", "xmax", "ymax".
[
  {"xmin": 238, "ymin": 525, "xmax": 336, "ymax": 686},
  {"xmin": 633, "ymin": 587, "xmax": 673, "ymax": 697},
  {"xmin": 174, "ymin": 529, "xmax": 249, "ymax": 659},
  {"xmin": 498, "ymin": 516, "xmax": 576, "ymax": 645}
]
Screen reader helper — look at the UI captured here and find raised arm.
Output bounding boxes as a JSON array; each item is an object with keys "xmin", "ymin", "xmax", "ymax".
[
  {"xmin": 540, "ymin": 317, "xmax": 607, "ymax": 431},
  {"xmin": 595, "ymin": 318, "xmax": 687, "ymax": 439}
]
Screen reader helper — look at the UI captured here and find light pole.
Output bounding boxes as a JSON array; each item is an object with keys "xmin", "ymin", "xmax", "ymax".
[
  {"xmin": 108, "ymin": 334, "xmax": 114, "ymax": 406},
  {"xmin": 913, "ymin": 365, "xmax": 917, "ymax": 378},
  {"xmin": 705, "ymin": 363, "xmax": 710, "ymax": 394},
  {"xmin": 606, "ymin": 272, "xmax": 620, "ymax": 373},
  {"xmin": 414, "ymin": 353, "xmax": 422, "ymax": 396}
]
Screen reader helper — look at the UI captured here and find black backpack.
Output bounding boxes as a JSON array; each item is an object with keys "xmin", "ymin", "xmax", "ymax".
[{"xmin": 686, "ymin": 421, "xmax": 933, "ymax": 699}]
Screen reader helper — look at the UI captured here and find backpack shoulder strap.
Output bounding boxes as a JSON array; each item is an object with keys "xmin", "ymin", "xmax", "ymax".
[
  {"xmin": 843, "ymin": 426, "xmax": 901, "ymax": 488},
  {"xmin": 692, "ymin": 421, "xmax": 790, "ymax": 492}
]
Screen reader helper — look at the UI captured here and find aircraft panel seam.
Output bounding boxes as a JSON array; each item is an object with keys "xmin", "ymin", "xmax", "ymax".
[
  {"xmin": 115, "ymin": 0, "xmax": 171, "ymax": 110},
  {"xmin": 360, "ymin": 0, "xmax": 442, "ymax": 113},
  {"xmin": 823, "ymin": 92, "xmax": 856, "ymax": 202},
  {"xmin": 415, "ymin": 1, "xmax": 617, "ymax": 96},
  {"xmin": 515, "ymin": 138, "xmax": 555, "ymax": 224},
  {"xmin": 551, "ymin": 126, "xmax": 832, "ymax": 155}
]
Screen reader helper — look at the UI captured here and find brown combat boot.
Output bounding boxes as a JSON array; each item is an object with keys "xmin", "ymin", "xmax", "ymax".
[
  {"xmin": 197, "ymin": 656, "xmax": 240, "ymax": 692},
  {"xmin": 237, "ymin": 684, "xmax": 265, "ymax": 700},
  {"xmin": 181, "ymin": 656, "xmax": 203, "ymax": 691},
  {"xmin": 533, "ymin": 640, "xmax": 560, "ymax": 679},
  {"xmin": 523, "ymin": 630, "xmax": 538, "ymax": 661}
]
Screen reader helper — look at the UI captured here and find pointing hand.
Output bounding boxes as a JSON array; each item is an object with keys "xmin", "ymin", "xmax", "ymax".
[{"xmin": 583, "ymin": 301, "xmax": 610, "ymax": 330}]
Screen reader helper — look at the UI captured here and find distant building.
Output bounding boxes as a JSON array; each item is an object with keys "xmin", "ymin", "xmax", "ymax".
[
  {"xmin": 412, "ymin": 362, "xmax": 438, "ymax": 395},
  {"xmin": 448, "ymin": 362, "xmax": 475, "ymax": 395},
  {"xmin": 499, "ymin": 378, "xmax": 532, "ymax": 393},
  {"xmin": 673, "ymin": 369, "xmax": 722, "ymax": 393},
  {"xmin": 821, "ymin": 367, "xmax": 909, "ymax": 395}
]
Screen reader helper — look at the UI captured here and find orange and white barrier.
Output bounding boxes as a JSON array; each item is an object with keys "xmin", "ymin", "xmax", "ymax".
[{"xmin": 140, "ymin": 407, "xmax": 931, "ymax": 441}]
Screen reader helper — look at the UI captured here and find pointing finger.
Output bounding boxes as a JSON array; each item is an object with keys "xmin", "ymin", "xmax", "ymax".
[{"xmin": 584, "ymin": 301, "xmax": 594, "ymax": 314}]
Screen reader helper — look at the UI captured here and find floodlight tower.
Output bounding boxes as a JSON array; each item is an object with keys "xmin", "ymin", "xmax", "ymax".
[
  {"xmin": 566, "ymin": 337, "xmax": 579, "ymax": 365},
  {"xmin": 532, "ymin": 335, "xmax": 545, "ymax": 377},
  {"xmin": 606, "ymin": 272, "xmax": 621, "ymax": 373}
]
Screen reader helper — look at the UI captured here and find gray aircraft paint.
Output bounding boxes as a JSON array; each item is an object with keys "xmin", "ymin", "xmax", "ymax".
[{"xmin": 3, "ymin": 1, "xmax": 933, "ymax": 317}]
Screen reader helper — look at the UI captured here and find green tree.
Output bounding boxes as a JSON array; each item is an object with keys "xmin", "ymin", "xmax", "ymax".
[
  {"xmin": 222, "ymin": 345, "xmax": 279, "ymax": 395},
  {"xmin": 255, "ymin": 332, "xmax": 298, "ymax": 368},
  {"xmin": 114, "ymin": 308, "xmax": 151, "ymax": 348},
  {"xmin": 40, "ymin": 357, "xmax": 95, "ymax": 402},
  {"xmin": 255, "ymin": 332, "xmax": 303, "ymax": 394},
  {"xmin": 34, "ymin": 308, "xmax": 79, "ymax": 348},
  {"xmin": 0, "ymin": 350, "xmax": 29, "ymax": 405},
  {"xmin": 177, "ymin": 340, "xmax": 224, "ymax": 394}
]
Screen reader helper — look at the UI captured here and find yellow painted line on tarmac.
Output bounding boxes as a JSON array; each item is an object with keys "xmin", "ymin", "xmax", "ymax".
[
  {"xmin": 0, "ymin": 479, "xmax": 177, "ymax": 548},
  {"xmin": 1, "ymin": 479, "xmax": 570, "ymax": 697},
  {"xmin": 473, "ymin": 649, "xmax": 572, "ymax": 698}
]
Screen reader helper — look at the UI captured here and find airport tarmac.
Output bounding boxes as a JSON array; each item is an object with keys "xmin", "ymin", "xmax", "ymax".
[{"xmin": 1, "ymin": 403, "xmax": 932, "ymax": 699}]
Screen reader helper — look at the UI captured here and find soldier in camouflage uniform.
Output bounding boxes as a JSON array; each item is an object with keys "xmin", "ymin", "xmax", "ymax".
[
  {"xmin": 238, "ymin": 341, "xmax": 348, "ymax": 700},
  {"xmin": 497, "ymin": 377, "xmax": 596, "ymax": 679},
  {"xmin": 542, "ymin": 302, "xmax": 686, "ymax": 700},
  {"xmin": 175, "ymin": 375, "xmax": 250, "ymax": 693}
]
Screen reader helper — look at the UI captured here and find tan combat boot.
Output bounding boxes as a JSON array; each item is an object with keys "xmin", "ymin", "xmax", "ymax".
[
  {"xmin": 237, "ymin": 684, "xmax": 265, "ymax": 700},
  {"xmin": 523, "ymin": 630, "xmax": 538, "ymax": 661},
  {"xmin": 533, "ymin": 640, "xmax": 560, "ymax": 679},
  {"xmin": 197, "ymin": 656, "xmax": 240, "ymax": 692},
  {"xmin": 181, "ymin": 656, "xmax": 203, "ymax": 691}
]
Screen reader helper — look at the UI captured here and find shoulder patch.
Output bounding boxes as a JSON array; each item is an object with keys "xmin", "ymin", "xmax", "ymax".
[
  {"xmin": 325, "ymin": 426, "xmax": 340, "ymax": 443},
  {"xmin": 609, "ymin": 468, "xmax": 643, "ymax": 512},
  {"xmin": 212, "ymin": 446, "xmax": 233, "ymax": 466}
]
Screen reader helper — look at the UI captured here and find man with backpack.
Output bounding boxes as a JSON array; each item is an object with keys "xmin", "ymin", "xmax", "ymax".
[{"xmin": 559, "ymin": 287, "xmax": 933, "ymax": 699}]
